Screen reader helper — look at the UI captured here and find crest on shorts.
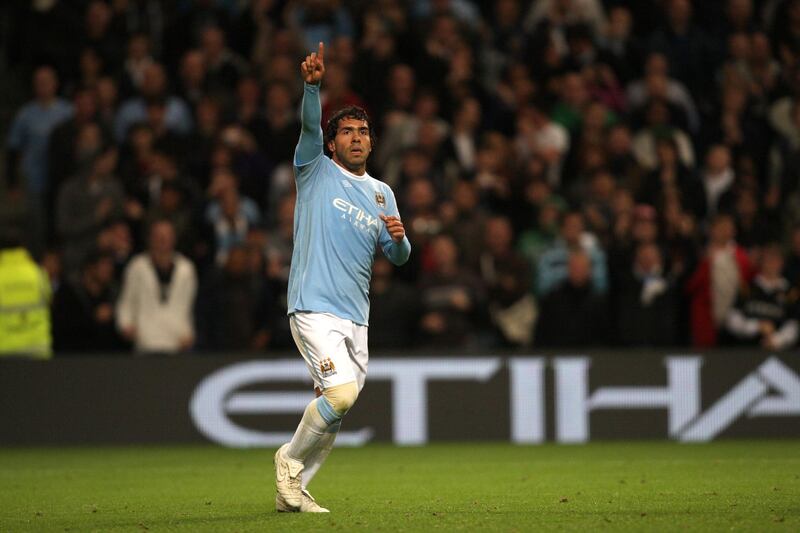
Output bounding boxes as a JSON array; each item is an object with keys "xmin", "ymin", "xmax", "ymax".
[
  {"xmin": 320, "ymin": 357, "xmax": 337, "ymax": 378},
  {"xmin": 375, "ymin": 192, "xmax": 386, "ymax": 207}
]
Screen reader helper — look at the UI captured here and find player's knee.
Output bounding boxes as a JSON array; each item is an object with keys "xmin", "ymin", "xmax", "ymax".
[{"xmin": 322, "ymin": 382, "xmax": 359, "ymax": 417}]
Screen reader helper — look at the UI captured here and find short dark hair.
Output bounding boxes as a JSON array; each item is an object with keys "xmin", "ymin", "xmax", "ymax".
[
  {"xmin": 80, "ymin": 248, "xmax": 113, "ymax": 272},
  {"xmin": 324, "ymin": 106, "xmax": 376, "ymax": 149}
]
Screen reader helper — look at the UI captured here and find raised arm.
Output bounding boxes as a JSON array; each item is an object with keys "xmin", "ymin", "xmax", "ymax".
[{"xmin": 294, "ymin": 42, "xmax": 326, "ymax": 168}]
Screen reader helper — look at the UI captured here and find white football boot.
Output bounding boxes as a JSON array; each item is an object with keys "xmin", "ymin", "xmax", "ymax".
[
  {"xmin": 274, "ymin": 444, "xmax": 304, "ymax": 509},
  {"xmin": 276, "ymin": 488, "xmax": 330, "ymax": 513}
]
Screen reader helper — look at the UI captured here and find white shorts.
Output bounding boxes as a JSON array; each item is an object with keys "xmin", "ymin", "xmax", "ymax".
[{"xmin": 289, "ymin": 312, "xmax": 369, "ymax": 391}]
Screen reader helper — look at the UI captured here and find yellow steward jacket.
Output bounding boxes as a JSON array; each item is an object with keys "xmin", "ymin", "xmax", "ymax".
[{"xmin": 0, "ymin": 248, "xmax": 52, "ymax": 358}]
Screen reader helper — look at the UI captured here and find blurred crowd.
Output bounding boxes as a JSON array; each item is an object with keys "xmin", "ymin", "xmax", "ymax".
[{"xmin": 3, "ymin": 0, "xmax": 800, "ymax": 356}]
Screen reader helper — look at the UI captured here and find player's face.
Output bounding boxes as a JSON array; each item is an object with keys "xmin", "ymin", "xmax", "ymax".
[{"xmin": 330, "ymin": 118, "xmax": 371, "ymax": 173}]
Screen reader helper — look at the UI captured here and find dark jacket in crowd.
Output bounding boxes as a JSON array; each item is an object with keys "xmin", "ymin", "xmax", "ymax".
[
  {"xmin": 52, "ymin": 281, "xmax": 127, "ymax": 353},
  {"xmin": 535, "ymin": 281, "xmax": 609, "ymax": 347},
  {"xmin": 369, "ymin": 280, "xmax": 420, "ymax": 350},
  {"xmin": 615, "ymin": 271, "xmax": 680, "ymax": 346},
  {"xmin": 195, "ymin": 270, "xmax": 271, "ymax": 351},
  {"xmin": 724, "ymin": 275, "xmax": 800, "ymax": 348}
]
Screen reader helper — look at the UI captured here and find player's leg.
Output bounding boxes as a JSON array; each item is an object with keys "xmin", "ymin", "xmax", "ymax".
[
  {"xmin": 300, "ymin": 387, "xmax": 339, "ymax": 489},
  {"xmin": 301, "ymin": 322, "xmax": 368, "ymax": 489},
  {"xmin": 285, "ymin": 381, "xmax": 357, "ymax": 461},
  {"xmin": 276, "ymin": 313, "xmax": 360, "ymax": 510}
]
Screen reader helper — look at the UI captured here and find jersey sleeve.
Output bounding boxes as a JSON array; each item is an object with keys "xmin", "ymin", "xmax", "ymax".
[
  {"xmin": 378, "ymin": 184, "xmax": 411, "ymax": 266},
  {"xmin": 293, "ymin": 82, "xmax": 325, "ymax": 188}
]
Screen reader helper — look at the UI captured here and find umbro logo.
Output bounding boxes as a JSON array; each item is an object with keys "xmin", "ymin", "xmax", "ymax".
[{"xmin": 342, "ymin": 180, "xmax": 353, "ymax": 188}]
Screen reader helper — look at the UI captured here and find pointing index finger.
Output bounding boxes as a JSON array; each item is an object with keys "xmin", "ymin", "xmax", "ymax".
[{"xmin": 318, "ymin": 41, "xmax": 324, "ymax": 61}]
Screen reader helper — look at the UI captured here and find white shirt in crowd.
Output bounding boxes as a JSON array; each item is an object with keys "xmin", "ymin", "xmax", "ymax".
[{"xmin": 116, "ymin": 253, "xmax": 197, "ymax": 353}]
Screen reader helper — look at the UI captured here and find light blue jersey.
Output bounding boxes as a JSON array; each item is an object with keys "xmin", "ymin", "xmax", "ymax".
[{"xmin": 287, "ymin": 83, "xmax": 411, "ymax": 325}]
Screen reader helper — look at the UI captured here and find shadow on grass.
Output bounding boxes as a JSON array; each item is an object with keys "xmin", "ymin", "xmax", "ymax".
[{"xmin": 81, "ymin": 509, "xmax": 334, "ymax": 531}]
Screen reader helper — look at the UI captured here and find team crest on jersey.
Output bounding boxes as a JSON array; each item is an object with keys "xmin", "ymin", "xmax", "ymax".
[
  {"xmin": 375, "ymin": 192, "xmax": 386, "ymax": 207},
  {"xmin": 320, "ymin": 357, "xmax": 337, "ymax": 378}
]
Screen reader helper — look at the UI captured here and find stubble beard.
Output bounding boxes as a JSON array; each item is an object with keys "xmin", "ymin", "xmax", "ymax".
[{"xmin": 336, "ymin": 146, "xmax": 368, "ymax": 174}]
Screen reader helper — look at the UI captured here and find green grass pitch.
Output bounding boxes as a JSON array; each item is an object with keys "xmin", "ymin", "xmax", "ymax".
[{"xmin": 1, "ymin": 442, "xmax": 798, "ymax": 532}]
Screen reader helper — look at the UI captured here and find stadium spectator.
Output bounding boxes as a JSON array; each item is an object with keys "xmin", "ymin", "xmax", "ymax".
[
  {"xmin": 320, "ymin": 62, "xmax": 368, "ymax": 127},
  {"xmin": 518, "ymin": 192, "xmax": 566, "ymax": 290},
  {"xmin": 185, "ymin": 96, "xmax": 223, "ymax": 182},
  {"xmin": 116, "ymin": 220, "xmax": 197, "ymax": 354},
  {"xmin": 402, "ymin": 177, "xmax": 443, "ymax": 278},
  {"xmin": 0, "ymin": 231, "xmax": 52, "ymax": 358},
  {"xmin": 514, "ymin": 105, "xmax": 570, "ymax": 188},
  {"xmin": 686, "ymin": 214, "xmax": 754, "ymax": 347},
  {"xmin": 114, "ymin": 0, "xmax": 167, "ymax": 59},
  {"xmin": 599, "ymin": 6, "xmax": 642, "ymax": 83},
  {"xmin": 142, "ymin": 180, "xmax": 196, "ymax": 257},
  {"xmin": 52, "ymin": 250, "xmax": 126, "ymax": 354},
  {"xmin": 204, "ymin": 168, "xmax": 261, "ymax": 265},
  {"xmin": 648, "ymin": 0, "xmax": 718, "ymax": 106},
  {"xmin": 368, "ymin": 256, "xmax": 420, "ymax": 350},
  {"xmin": 608, "ymin": 204, "xmax": 661, "ymax": 291},
  {"xmin": 537, "ymin": 211, "xmax": 607, "ymax": 296},
  {"xmin": 534, "ymin": 250, "xmax": 608, "ymax": 347},
  {"xmin": 261, "ymin": 82, "xmax": 301, "ymax": 167},
  {"xmin": 288, "ymin": 0, "xmax": 355, "ymax": 52},
  {"xmin": 162, "ymin": 0, "xmax": 232, "ymax": 74},
  {"xmin": 733, "ymin": 185, "xmax": 781, "ymax": 250},
  {"xmin": 551, "ymin": 71, "xmax": 592, "ymax": 137},
  {"xmin": 71, "ymin": 47, "xmax": 106, "ymax": 94},
  {"xmin": 418, "ymin": 234, "xmax": 485, "ymax": 348},
  {"xmin": 444, "ymin": 96, "xmax": 480, "ymax": 175},
  {"xmin": 128, "ymin": 150, "xmax": 193, "ymax": 215},
  {"xmin": 56, "ymin": 145, "xmax": 125, "ymax": 277},
  {"xmin": 441, "ymin": 179, "xmax": 488, "ymax": 270},
  {"xmin": 626, "ymin": 53, "xmax": 699, "ymax": 134},
  {"xmin": 700, "ymin": 145, "xmax": 737, "ymax": 218},
  {"xmin": 119, "ymin": 33, "xmax": 156, "ymax": 100},
  {"xmin": 524, "ymin": 0, "xmax": 606, "ymax": 39},
  {"xmin": 195, "ymin": 245, "xmax": 271, "ymax": 351},
  {"xmin": 81, "ymin": 0, "xmax": 125, "ymax": 68},
  {"xmin": 96, "ymin": 219, "xmax": 134, "ymax": 278},
  {"xmin": 379, "ymin": 64, "xmax": 416, "ymax": 124},
  {"xmin": 479, "ymin": 216, "xmax": 535, "ymax": 347},
  {"xmin": 231, "ymin": 75, "xmax": 267, "ymax": 145},
  {"xmin": 579, "ymin": 169, "xmax": 618, "ymax": 244},
  {"xmin": 47, "ymin": 88, "xmax": 111, "ymax": 224},
  {"xmin": 6, "ymin": 66, "xmax": 73, "ymax": 252},
  {"xmin": 604, "ymin": 123, "xmax": 642, "ymax": 189},
  {"xmin": 114, "ymin": 63, "xmax": 192, "ymax": 142},
  {"xmin": 177, "ymin": 50, "xmax": 209, "ymax": 109},
  {"xmin": 631, "ymin": 100, "xmax": 696, "ymax": 172},
  {"xmin": 94, "ymin": 76, "xmax": 120, "ymax": 131},
  {"xmin": 725, "ymin": 244, "xmax": 799, "ymax": 350},
  {"xmin": 637, "ymin": 136, "xmax": 706, "ymax": 221},
  {"xmin": 615, "ymin": 242, "xmax": 680, "ymax": 346},
  {"xmin": 199, "ymin": 25, "xmax": 247, "ymax": 95},
  {"xmin": 263, "ymin": 194, "xmax": 296, "ymax": 349},
  {"xmin": 218, "ymin": 124, "xmax": 272, "ymax": 209},
  {"xmin": 142, "ymin": 96, "xmax": 188, "ymax": 162}
]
